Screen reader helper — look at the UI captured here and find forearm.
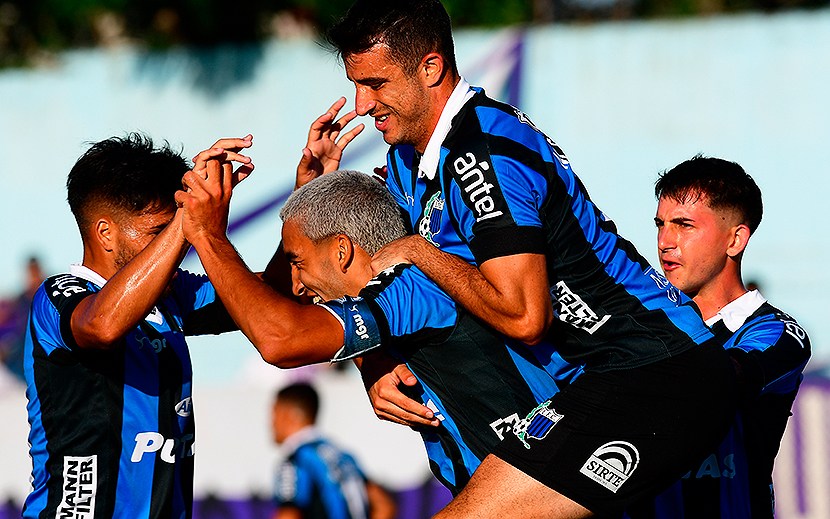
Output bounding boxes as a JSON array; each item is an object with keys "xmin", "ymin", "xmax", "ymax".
[
  {"xmin": 72, "ymin": 212, "xmax": 189, "ymax": 348},
  {"xmin": 400, "ymin": 237, "xmax": 553, "ymax": 344},
  {"xmin": 191, "ymin": 234, "xmax": 343, "ymax": 367}
]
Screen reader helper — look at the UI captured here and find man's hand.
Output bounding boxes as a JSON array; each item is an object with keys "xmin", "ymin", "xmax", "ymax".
[
  {"xmin": 177, "ymin": 159, "xmax": 231, "ymax": 247},
  {"xmin": 192, "ymin": 135, "xmax": 254, "ymax": 187},
  {"xmin": 296, "ymin": 97, "xmax": 364, "ymax": 189},
  {"xmin": 370, "ymin": 235, "xmax": 427, "ymax": 275},
  {"xmin": 360, "ymin": 351, "xmax": 440, "ymax": 428}
]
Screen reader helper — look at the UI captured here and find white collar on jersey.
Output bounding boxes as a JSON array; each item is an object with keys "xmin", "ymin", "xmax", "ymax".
[
  {"xmin": 705, "ymin": 289, "xmax": 767, "ymax": 333},
  {"xmin": 279, "ymin": 425, "xmax": 323, "ymax": 457},
  {"xmin": 69, "ymin": 262, "xmax": 165, "ymax": 325},
  {"xmin": 418, "ymin": 76, "xmax": 476, "ymax": 181}
]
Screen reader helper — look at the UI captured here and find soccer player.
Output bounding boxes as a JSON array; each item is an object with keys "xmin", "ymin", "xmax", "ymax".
[
  {"xmin": 176, "ymin": 165, "xmax": 581, "ymax": 495},
  {"xmin": 270, "ymin": 383, "xmax": 397, "ymax": 519},
  {"xmin": 623, "ymin": 157, "xmax": 810, "ymax": 518},
  {"xmin": 23, "ymin": 133, "xmax": 252, "ymax": 519},
  {"xmin": 301, "ymin": 0, "xmax": 742, "ymax": 516}
]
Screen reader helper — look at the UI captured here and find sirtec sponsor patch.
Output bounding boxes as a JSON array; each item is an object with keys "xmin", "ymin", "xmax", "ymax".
[
  {"xmin": 580, "ymin": 441, "xmax": 640, "ymax": 493},
  {"xmin": 59, "ymin": 455, "xmax": 97, "ymax": 519}
]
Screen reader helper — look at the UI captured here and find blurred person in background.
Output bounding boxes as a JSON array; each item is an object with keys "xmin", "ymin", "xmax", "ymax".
[
  {"xmin": 624, "ymin": 156, "xmax": 810, "ymax": 518},
  {"xmin": 0, "ymin": 256, "xmax": 45, "ymax": 383},
  {"xmin": 271, "ymin": 382, "xmax": 397, "ymax": 519}
]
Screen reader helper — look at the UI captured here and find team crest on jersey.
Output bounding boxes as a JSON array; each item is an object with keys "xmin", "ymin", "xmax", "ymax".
[
  {"xmin": 513, "ymin": 401, "xmax": 563, "ymax": 449},
  {"xmin": 59, "ymin": 455, "xmax": 97, "ymax": 519},
  {"xmin": 580, "ymin": 441, "xmax": 640, "ymax": 493},
  {"xmin": 551, "ymin": 281, "xmax": 610, "ymax": 334},
  {"xmin": 418, "ymin": 191, "xmax": 445, "ymax": 246}
]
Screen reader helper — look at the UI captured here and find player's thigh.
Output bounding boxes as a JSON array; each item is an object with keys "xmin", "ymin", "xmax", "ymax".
[{"xmin": 435, "ymin": 454, "xmax": 594, "ymax": 519}]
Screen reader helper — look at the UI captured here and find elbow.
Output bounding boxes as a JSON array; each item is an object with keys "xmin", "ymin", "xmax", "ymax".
[
  {"xmin": 77, "ymin": 317, "xmax": 125, "ymax": 350},
  {"xmin": 508, "ymin": 310, "xmax": 553, "ymax": 346},
  {"xmin": 254, "ymin": 333, "xmax": 315, "ymax": 369}
]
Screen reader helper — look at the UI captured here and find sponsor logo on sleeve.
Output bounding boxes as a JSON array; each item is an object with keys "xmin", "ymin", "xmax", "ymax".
[
  {"xmin": 452, "ymin": 152, "xmax": 504, "ymax": 223},
  {"xmin": 551, "ymin": 281, "xmax": 610, "ymax": 334},
  {"xmin": 49, "ymin": 275, "xmax": 89, "ymax": 300},
  {"xmin": 513, "ymin": 401, "xmax": 563, "ymax": 449},
  {"xmin": 59, "ymin": 455, "xmax": 97, "ymax": 519},
  {"xmin": 580, "ymin": 441, "xmax": 640, "ymax": 493}
]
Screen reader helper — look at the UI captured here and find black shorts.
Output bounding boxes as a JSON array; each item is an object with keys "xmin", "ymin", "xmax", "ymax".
[{"xmin": 491, "ymin": 340, "xmax": 740, "ymax": 518}]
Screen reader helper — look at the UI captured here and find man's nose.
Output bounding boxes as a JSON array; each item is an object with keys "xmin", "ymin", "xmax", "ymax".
[
  {"xmin": 657, "ymin": 228, "xmax": 675, "ymax": 252},
  {"xmin": 354, "ymin": 86, "xmax": 376, "ymax": 116}
]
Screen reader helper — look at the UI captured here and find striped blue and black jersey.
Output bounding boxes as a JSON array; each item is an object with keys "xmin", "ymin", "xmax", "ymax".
[
  {"xmin": 274, "ymin": 430, "xmax": 370, "ymax": 519},
  {"xmin": 385, "ymin": 88, "xmax": 712, "ymax": 372},
  {"xmin": 625, "ymin": 298, "xmax": 810, "ymax": 519},
  {"xmin": 24, "ymin": 266, "xmax": 236, "ymax": 519},
  {"xmin": 322, "ymin": 263, "xmax": 582, "ymax": 495}
]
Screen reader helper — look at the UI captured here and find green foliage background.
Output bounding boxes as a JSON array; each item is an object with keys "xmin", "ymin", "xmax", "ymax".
[{"xmin": 0, "ymin": 0, "xmax": 827, "ymax": 67}]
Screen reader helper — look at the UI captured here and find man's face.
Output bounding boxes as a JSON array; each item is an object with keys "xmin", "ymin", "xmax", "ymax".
[
  {"xmin": 344, "ymin": 44, "xmax": 433, "ymax": 152},
  {"xmin": 282, "ymin": 220, "xmax": 353, "ymax": 303},
  {"xmin": 112, "ymin": 206, "xmax": 177, "ymax": 296},
  {"xmin": 271, "ymin": 400, "xmax": 292, "ymax": 445},
  {"xmin": 655, "ymin": 195, "xmax": 736, "ymax": 297}
]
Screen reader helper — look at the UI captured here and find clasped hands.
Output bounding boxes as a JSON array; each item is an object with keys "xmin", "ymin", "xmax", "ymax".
[{"xmin": 175, "ymin": 135, "xmax": 254, "ymax": 247}]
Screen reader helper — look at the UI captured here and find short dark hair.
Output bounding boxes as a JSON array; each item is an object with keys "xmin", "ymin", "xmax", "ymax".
[
  {"xmin": 276, "ymin": 383, "xmax": 320, "ymax": 423},
  {"xmin": 67, "ymin": 133, "xmax": 189, "ymax": 239},
  {"xmin": 327, "ymin": 0, "xmax": 458, "ymax": 76},
  {"xmin": 655, "ymin": 155, "xmax": 763, "ymax": 233}
]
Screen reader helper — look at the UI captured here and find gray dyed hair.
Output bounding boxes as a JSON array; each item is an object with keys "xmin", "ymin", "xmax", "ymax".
[{"xmin": 279, "ymin": 170, "xmax": 407, "ymax": 255}]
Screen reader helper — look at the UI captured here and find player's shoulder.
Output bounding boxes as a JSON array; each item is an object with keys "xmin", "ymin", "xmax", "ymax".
[
  {"xmin": 360, "ymin": 263, "xmax": 450, "ymax": 307},
  {"xmin": 38, "ymin": 273, "xmax": 94, "ymax": 310},
  {"xmin": 734, "ymin": 301, "xmax": 810, "ymax": 350}
]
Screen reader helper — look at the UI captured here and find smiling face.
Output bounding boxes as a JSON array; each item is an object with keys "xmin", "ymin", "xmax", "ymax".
[
  {"xmin": 281, "ymin": 220, "xmax": 353, "ymax": 303},
  {"xmin": 344, "ymin": 44, "xmax": 436, "ymax": 152},
  {"xmin": 655, "ymin": 195, "xmax": 739, "ymax": 298}
]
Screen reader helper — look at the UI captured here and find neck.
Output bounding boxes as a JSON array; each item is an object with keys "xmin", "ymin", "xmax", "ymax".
[
  {"xmin": 692, "ymin": 266, "xmax": 747, "ymax": 320},
  {"xmin": 414, "ymin": 74, "xmax": 460, "ymax": 154},
  {"xmin": 81, "ymin": 244, "xmax": 115, "ymax": 281}
]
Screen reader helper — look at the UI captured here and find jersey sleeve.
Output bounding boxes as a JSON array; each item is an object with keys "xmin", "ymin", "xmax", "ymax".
[
  {"xmin": 325, "ymin": 264, "xmax": 459, "ymax": 361},
  {"xmin": 726, "ymin": 311, "xmax": 811, "ymax": 399},
  {"xmin": 444, "ymin": 107, "xmax": 558, "ymax": 264},
  {"xmin": 172, "ymin": 269, "xmax": 238, "ymax": 336},
  {"xmin": 32, "ymin": 275, "xmax": 96, "ymax": 353}
]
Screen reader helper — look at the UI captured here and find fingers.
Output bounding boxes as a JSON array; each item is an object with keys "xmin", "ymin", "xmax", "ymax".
[
  {"xmin": 336, "ymin": 122, "xmax": 365, "ymax": 150},
  {"xmin": 371, "ymin": 385, "xmax": 440, "ymax": 427},
  {"xmin": 192, "ymin": 135, "xmax": 253, "ymax": 171},
  {"xmin": 308, "ymin": 97, "xmax": 346, "ymax": 138},
  {"xmin": 393, "ymin": 363, "xmax": 418, "ymax": 386}
]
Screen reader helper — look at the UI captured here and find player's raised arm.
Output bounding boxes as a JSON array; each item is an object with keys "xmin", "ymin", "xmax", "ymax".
[{"xmin": 177, "ymin": 159, "xmax": 344, "ymax": 367}]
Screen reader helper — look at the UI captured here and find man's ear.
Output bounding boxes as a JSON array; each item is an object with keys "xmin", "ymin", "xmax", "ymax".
[
  {"xmin": 335, "ymin": 234, "xmax": 355, "ymax": 272},
  {"xmin": 727, "ymin": 224, "xmax": 751, "ymax": 258},
  {"xmin": 420, "ymin": 52, "xmax": 446, "ymax": 88},
  {"xmin": 93, "ymin": 217, "xmax": 116, "ymax": 253}
]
